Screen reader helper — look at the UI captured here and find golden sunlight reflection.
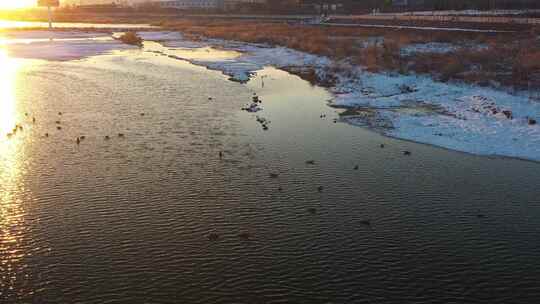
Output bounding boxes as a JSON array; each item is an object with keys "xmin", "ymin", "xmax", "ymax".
[
  {"xmin": 0, "ymin": 47, "xmax": 28, "ymax": 297},
  {"xmin": 0, "ymin": 0, "xmax": 36, "ymax": 9},
  {"xmin": 0, "ymin": 48, "xmax": 18, "ymax": 137}
]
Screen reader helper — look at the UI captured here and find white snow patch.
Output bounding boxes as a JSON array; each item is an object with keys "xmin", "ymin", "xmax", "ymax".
[
  {"xmin": 334, "ymin": 71, "xmax": 540, "ymax": 160},
  {"xmin": 400, "ymin": 42, "xmax": 488, "ymax": 56}
]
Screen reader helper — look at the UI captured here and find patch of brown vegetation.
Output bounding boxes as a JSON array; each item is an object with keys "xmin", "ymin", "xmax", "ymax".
[
  {"xmin": 117, "ymin": 31, "xmax": 143, "ymax": 46},
  {"xmin": 282, "ymin": 66, "xmax": 337, "ymax": 87}
]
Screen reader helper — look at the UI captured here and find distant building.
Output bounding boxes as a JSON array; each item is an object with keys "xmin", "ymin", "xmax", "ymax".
[
  {"xmin": 223, "ymin": 0, "xmax": 266, "ymax": 11},
  {"xmin": 160, "ymin": 0, "xmax": 224, "ymax": 10}
]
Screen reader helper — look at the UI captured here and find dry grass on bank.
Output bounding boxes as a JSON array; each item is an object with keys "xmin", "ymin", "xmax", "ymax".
[{"xmin": 160, "ymin": 19, "xmax": 540, "ymax": 89}]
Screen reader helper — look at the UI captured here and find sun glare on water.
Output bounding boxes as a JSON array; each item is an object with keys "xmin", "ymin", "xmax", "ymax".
[
  {"xmin": 0, "ymin": 49, "xmax": 19, "ymax": 137},
  {"xmin": 0, "ymin": 0, "xmax": 35, "ymax": 9}
]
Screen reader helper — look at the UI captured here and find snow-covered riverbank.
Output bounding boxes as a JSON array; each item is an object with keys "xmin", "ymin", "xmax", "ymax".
[{"xmin": 136, "ymin": 31, "xmax": 540, "ymax": 161}]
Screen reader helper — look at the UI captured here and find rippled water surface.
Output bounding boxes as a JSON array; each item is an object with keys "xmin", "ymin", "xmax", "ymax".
[{"xmin": 1, "ymin": 39, "xmax": 540, "ymax": 304}]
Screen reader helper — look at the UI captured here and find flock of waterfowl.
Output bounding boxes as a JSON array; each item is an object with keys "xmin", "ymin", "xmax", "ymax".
[
  {"xmin": 205, "ymin": 121, "xmax": 418, "ymax": 243},
  {"xmin": 5, "ymin": 97, "xmax": 415, "ymax": 244},
  {"xmin": 4, "ymin": 111, "xmax": 132, "ymax": 144},
  {"xmin": 204, "ymin": 90, "xmax": 421, "ymax": 242}
]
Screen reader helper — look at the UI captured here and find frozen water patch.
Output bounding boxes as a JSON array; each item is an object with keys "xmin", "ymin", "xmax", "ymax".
[
  {"xmin": 0, "ymin": 30, "xmax": 111, "ymax": 42},
  {"xmin": 137, "ymin": 31, "xmax": 183, "ymax": 41},
  {"xmin": 1, "ymin": 30, "xmax": 136, "ymax": 61}
]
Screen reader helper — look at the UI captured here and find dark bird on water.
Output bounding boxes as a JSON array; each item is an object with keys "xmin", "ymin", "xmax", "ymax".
[
  {"xmin": 219, "ymin": 151, "xmax": 223, "ymax": 159},
  {"xmin": 317, "ymin": 186, "xmax": 324, "ymax": 192},
  {"xmin": 269, "ymin": 173, "xmax": 279, "ymax": 178},
  {"xmin": 105, "ymin": 136, "xmax": 110, "ymax": 140},
  {"xmin": 118, "ymin": 133, "xmax": 125, "ymax": 138},
  {"xmin": 56, "ymin": 126, "xmax": 61, "ymax": 130},
  {"xmin": 45, "ymin": 133, "xmax": 49, "ymax": 137},
  {"xmin": 403, "ymin": 151, "xmax": 411, "ymax": 156},
  {"xmin": 306, "ymin": 160, "xmax": 315, "ymax": 165},
  {"xmin": 58, "ymin": 112, "xmax": 62, "ymax": 116},
  {"xmin": 207, "ymin": 233, "xmax": 219, "ymax": 241},
  {"xmin": 76, "ymin": 137, "xmax": 80, "ymax": 145},
  {"xmin": 354, "ymin": 165, "xmax": 359, "ymax": 170},
  {"xmin": 380, "ymin": 144, "xmax": 385, "ymax": 148},
  {"xmin": 360, "ymin": 220, "xmax": 371, "ymax": 227},
  {"xmin": 238, "ymin": 232, "xmax": 251, "ymax": 240}
]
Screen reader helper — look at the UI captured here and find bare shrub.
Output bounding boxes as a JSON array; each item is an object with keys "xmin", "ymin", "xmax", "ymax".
[{"xmin": 118, "ymin": 32, "xmax": 143, "ymax": 47}]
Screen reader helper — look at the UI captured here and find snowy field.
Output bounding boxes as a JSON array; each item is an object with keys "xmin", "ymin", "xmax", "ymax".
[{"xmin": 2, "ymin": 30, "xmax": 539, "ymax": 161}]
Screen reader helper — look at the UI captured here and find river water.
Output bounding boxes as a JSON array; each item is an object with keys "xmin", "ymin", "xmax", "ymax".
[{"xmin": 1, "ymin": 27, "xmax": 540, "ymax": 304}]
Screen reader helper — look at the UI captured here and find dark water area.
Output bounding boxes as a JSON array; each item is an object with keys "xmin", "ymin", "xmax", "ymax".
[{"xmin": 1, "ymin": 47, "xmax": 540, "ymax": 304}]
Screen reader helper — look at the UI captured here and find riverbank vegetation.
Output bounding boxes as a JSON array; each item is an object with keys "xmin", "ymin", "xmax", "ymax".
[
  {"xmin": 117, "ymin": 31, "xmax": 143, "ymax": 46},
  {"xmin": 160, "ymin": 19, "xmax": 540, "ymax": 90}
]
